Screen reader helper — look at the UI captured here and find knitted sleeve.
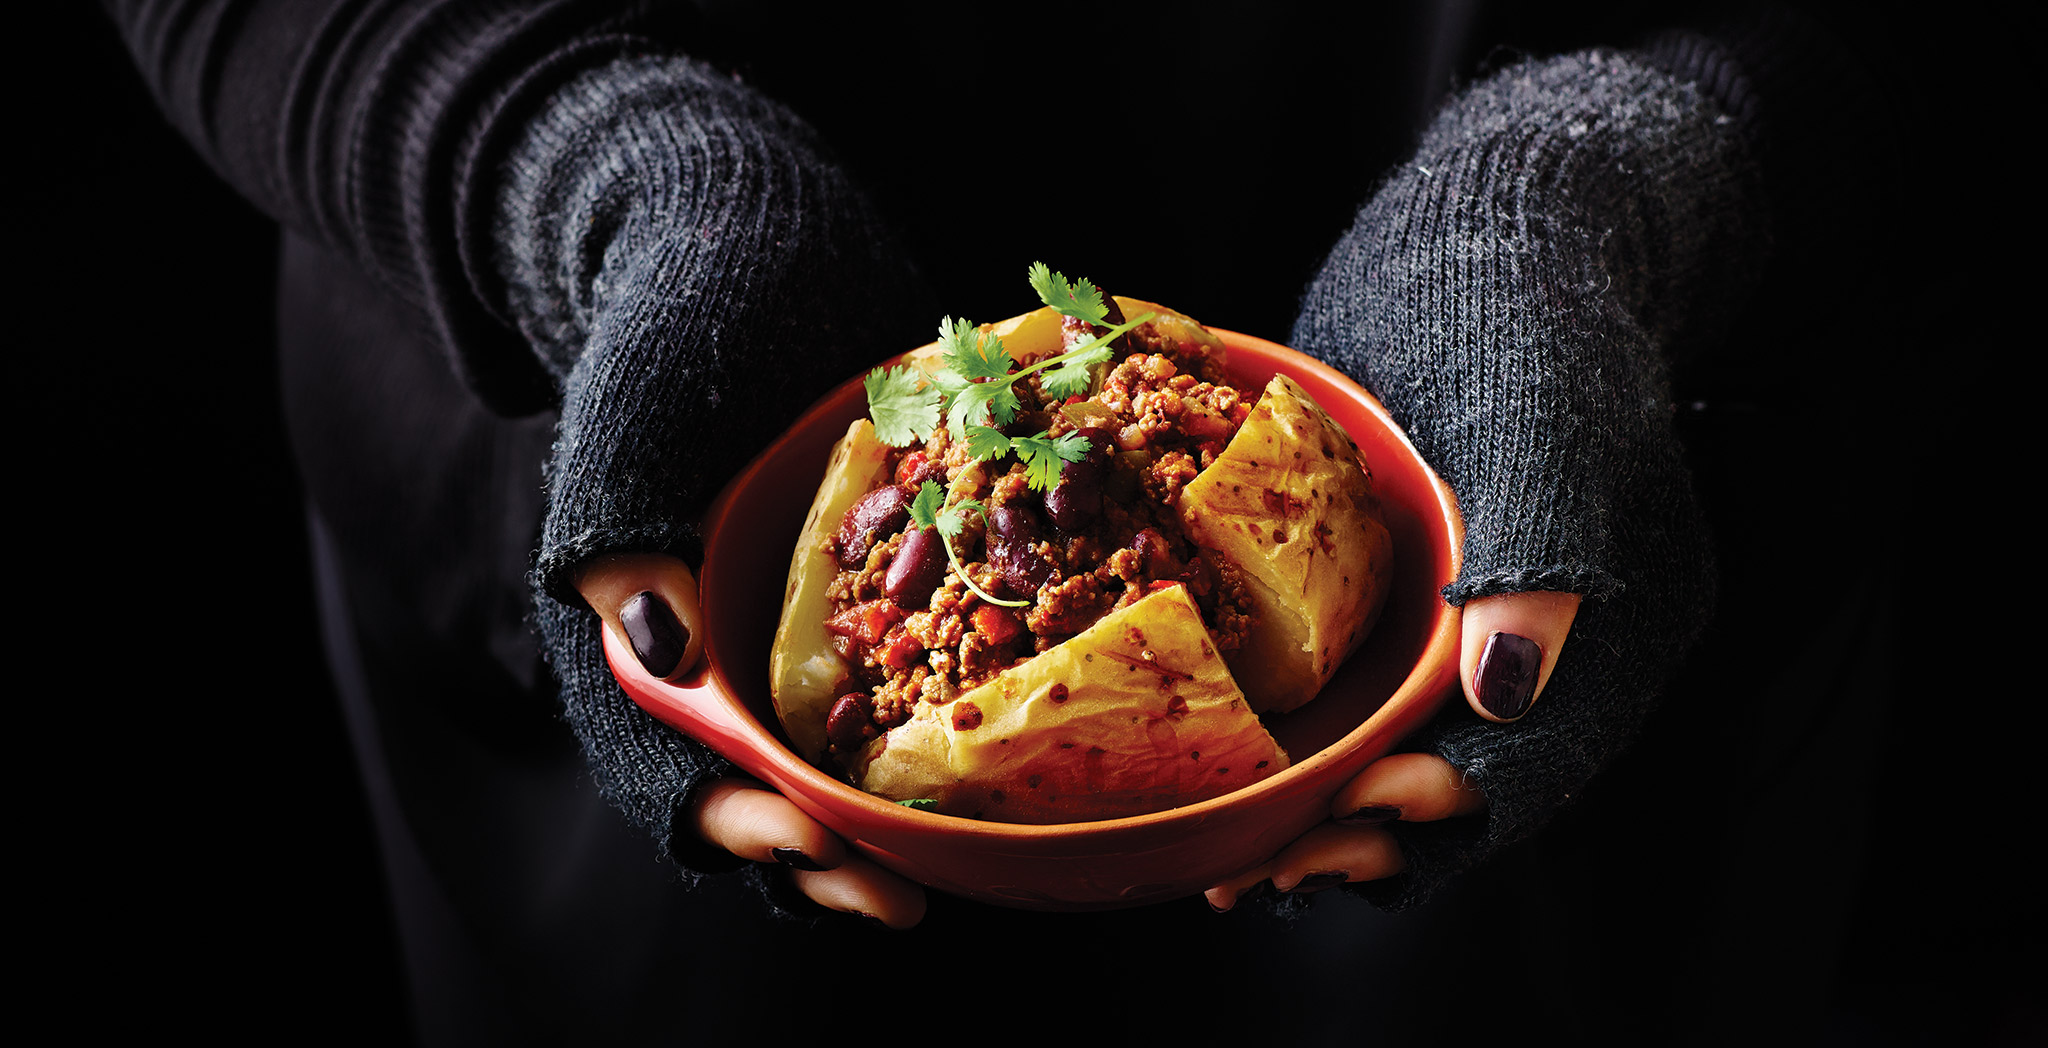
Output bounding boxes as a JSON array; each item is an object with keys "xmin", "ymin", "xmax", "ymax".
[
  {"xmin": 1291, "ymin": 40, "xmax": 1769, "ymax": 908},
  {"xmin": 492, "ymin": 54, "xmax": 926, "ymax": 869}
]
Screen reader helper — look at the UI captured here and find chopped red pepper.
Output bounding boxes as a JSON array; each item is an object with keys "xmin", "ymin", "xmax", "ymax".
[
  {"xmin": 971, "ymin": 604, "xmax": 1026, "ymax": 648},
  {"xmin": 878, "ymin": 629, "xmax": 926, "ymax": 670},
  {"xmin": 825, "ymin": 600, "xmax": 906, "ymax": 646},
  {"xmin": 894, "ymin": 450, "xmax": 931, "ymax": 486}
]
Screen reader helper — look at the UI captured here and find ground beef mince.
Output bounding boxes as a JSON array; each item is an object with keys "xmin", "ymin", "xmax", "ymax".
[{"xmin": 820, "ymin": 323, "xmax": 1257, "ymax": 753}]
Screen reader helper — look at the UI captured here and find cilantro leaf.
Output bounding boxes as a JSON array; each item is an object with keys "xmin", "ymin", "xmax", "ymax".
[
  {"xmin": 864, "ymin": 365, "xmax": 940, "ymax": 446},
  {"xmin": 1040, "ymin": 343, "xmax": 1113, "ymax": 399},
  {"xmin": 936, "ymin": 498, "xmax": 984, "ymax": 540},
  {"xmin": 1040, "ymin": 430, "xmax": 1095, "ymax": 463},
  {"xmin": 1028, "ymin": 261, "xmax": 1109, "ymax": 325},
  {"xmin": 1021, "ymin": 448, "xmax": 1067, "ymax": 492},
  {"xmin": 939, "ymin": 317, "xmax": 1013, "ymax": 382},
  {"xmin": 908, "ymin": 479, "xmax": 946, "ymax": 531},
  {"xmin": 895, "ymin": 798, "xmax": 940, "ymax": 810},
  {"xmin": 1012, "ymin": 431, "xmax": 1092, "ymax": 492},
  {"xmin": 927, "ymin": 368, "xmax": 969, "ymax": 423},
  {"xmin": 963, "ymin": 425, "xmax": 1014, "ymax": 463},
  {"xmin": 947, "ymin": 379, "xmax": 1019, "ymax": 435}
]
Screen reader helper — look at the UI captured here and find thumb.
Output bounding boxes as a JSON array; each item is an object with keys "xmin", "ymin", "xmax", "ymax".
[
  {"xmin": 575, "ymin": 553, "xmax": 705, "ymax": 681},
  {"xmin": 1459, "ymin": 590, "xmax": 1581, "ymax": 722}
]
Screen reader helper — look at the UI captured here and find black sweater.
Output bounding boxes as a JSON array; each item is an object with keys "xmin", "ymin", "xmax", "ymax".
[{"xmin": 106, "ymin": 0, "xmax": 1891, "ymax": 914}]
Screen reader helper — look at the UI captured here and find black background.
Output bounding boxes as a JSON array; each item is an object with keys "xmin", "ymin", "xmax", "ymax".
[
  {"xmin": 34, "ymin": 8, "xmax": 405, "ymax": 1037},
  {"xmin": 32, "ymin": 3, "xmax": 2026, "ymax": 1043}
]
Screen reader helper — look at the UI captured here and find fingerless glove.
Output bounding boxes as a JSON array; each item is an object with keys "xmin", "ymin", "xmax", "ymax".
[
  {"xmin": 1292, "ymin": 42, "xmax": 1767, "ymax": 908},
  {"xmin": 492, "ymin": 53, "xmax": 926, "ymax": 871}
]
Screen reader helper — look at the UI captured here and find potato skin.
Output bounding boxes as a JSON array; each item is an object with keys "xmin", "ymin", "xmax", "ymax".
[
  {"xmin": 1177, "ymin": 375, "xmax": 1394, "ymax": 713},
  {"xmin": 853, "ymin": 585, "xmax": 1288, "ymax": 823},
  {"xmin": 769, "ymin": 419, "xmax": 894, "ymax": 762}
]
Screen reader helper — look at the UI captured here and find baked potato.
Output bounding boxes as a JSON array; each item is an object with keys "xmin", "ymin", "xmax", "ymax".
[
  {"xmin": 769, "ymin": 287, "xmax": 1391, "ymax": 822},
  {"xmin": 1181, "ymin": 374, "xmax": 1395, "ymax": 713},
  {"xmin": 855, "ymin": 584, "xmax": 1285, "ymax": 822}
]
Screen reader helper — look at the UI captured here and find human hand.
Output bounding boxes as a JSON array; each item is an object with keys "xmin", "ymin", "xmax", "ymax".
[
  {"xmin": 687, "ymin": 780, "xmax": 927, "ymax": 929},
  {"xmin": 1203, "ymin": 589, "xmax": 1580, "ymax": 908},
  {"xmin": 1273, "ymin": 43, "xmax": 1745, "ymax": 907},
  {"xmin": 574, "ymin": 553, "xmax": 927, "ymax": 928}
]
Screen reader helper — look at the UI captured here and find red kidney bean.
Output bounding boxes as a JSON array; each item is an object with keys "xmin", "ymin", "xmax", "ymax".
[
  {"xmin": 1131, "ymin": 526, "xmax": 1180, "ymax": 579},
  {"xmin": 885, "ymin": 525, "xmax": 949, "ymax": 608},
  {"xmin": 826, "ymin": 692, "xmax": 877, "ymax": 753},
  {"xmin": 836, "ymin": 484, "xmax": 912, "ymax": 568},
  {"xmin": 1043, "ymin": 428, "xmax": 1113, "ymax": 532},
  {"xmin": 988, "ymin": 504, "xmax": 1055, "ymax": 598}
]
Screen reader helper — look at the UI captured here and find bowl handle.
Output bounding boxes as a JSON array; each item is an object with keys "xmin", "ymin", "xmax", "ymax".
[{"xmin": 600, "ymin": 624, "xmax": 789, "ymax": 784}]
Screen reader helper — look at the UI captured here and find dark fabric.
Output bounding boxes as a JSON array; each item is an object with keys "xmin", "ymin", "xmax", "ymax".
[{"xmin": 106, "ymin": 0, "xmax": 699, "ymax": 413}]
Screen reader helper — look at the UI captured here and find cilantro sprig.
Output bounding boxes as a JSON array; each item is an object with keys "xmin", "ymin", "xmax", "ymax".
[
  {"xmin": 1026, "ymin": 261, "xmax": 1109, "ymax": 325},
  {"xmin": 908, "ymin": 480, "xmax": 1028, "ymax": 608},
  {"xmin": 862, "ymin": 262, "xmax": 1156, "ymax": 491}
]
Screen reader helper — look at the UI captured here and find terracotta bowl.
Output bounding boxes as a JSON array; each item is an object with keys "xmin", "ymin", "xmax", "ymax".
[{"xmin": 603, "ymin": 328, "xmax": 1463, "ymax": 911}]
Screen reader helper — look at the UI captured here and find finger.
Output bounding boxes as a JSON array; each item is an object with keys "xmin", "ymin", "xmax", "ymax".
[
  {"xmin": 576, "ymin": 553, "xmax": 704, "ymax": 680},
  {"xmin": 1209, "ymin": 753, "xmax": 1489, "ymax": 912},
  {"xmin": 692, "ymin": 782, "xmax": 926, "ymax": 927},
  {"xmin": 689, "ymin": 779, "xmax": 847, "ymax": 872},
  {"xmin": 1203, "ymin": 860, "xmax": 1277, "ymax": 913},
  {"xmin": 790, "ymin": 855, "xmax": 929, "ymax": 929},
  {"xmin": 1331, "ymin": 752, "xmax": 1488, "ymax": 824},
  {"xmin": 1203, "ymin": 821, "xmax": 1410, "ymax": 911},
  {"xmin": 1265, "ymin": 823, "xmax": 1405, "ymax": 895},
  {"xmin": 1458, "ymin": 590, "xmax": 1581, "ymax": 722}
]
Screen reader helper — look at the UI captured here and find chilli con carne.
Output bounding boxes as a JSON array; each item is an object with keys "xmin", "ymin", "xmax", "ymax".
[
  {"xmin": 767, "ymin": 266, "xmax": 1392, "ymax": 823},
  {"xmin": 819, "ymin": 310, "xmax": 1261, "ymax": 757}
]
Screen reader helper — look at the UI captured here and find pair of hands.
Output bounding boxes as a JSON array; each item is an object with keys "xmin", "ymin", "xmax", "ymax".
[{"xmin": 578, "ymin": 553, "xmax": 1580, "ymax": 928}]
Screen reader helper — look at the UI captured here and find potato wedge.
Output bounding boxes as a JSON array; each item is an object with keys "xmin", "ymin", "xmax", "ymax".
[
  {"xmin": 854, "ymin": 585, "xmax": 1288, "ymax": 823},
  {"xmin": 1178, "ymin": 375, "xmax": 1393, "ymax": 713},
  {"xmin": 769, "ymin": 418, "xmax": 894, "ymax": 762}
]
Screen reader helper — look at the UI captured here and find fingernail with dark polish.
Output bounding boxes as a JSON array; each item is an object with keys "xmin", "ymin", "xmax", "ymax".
[
  {"xmin": 1339, "ymin": 804, "xmax": 1402, "ymax": 826},
  {"xmin": 772, "ymin": 847, "xmax": 827, "ymax": 872},
  {"xmin": 620, "ymin": 591, "xmax": 688, "ymax": 678},
  {"xmin": 1236, "ymin": 879, "xmax": 1273, "ymax": 907},
  {"xmin": 1474, "ymin": 631, "xmax": 1541, "ymax": 720},
  {"xmin": 1287, "ymin": 872, "xmax": 1348, "ymax": 894}
]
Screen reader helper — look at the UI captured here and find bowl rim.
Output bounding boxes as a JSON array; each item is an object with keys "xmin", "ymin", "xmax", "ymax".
[{"xmin": 621, "ymin": 324, "xmax": 1463, "ymax": 845}]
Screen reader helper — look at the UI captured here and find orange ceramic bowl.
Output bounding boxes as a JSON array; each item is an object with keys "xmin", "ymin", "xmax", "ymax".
[{"xmin": 603, "ymin": 327, "xmax": 1463, "ymax": 911}]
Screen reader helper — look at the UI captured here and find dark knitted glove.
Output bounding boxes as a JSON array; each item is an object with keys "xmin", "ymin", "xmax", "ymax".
[
  {"xmin": 489, "ymin": 53, "xmax": 926, "ymax": 874},
  {"xmin": 1292, "ymin": 43, "xmax": 1768, "ymax": 909}
]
